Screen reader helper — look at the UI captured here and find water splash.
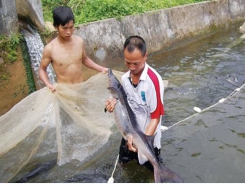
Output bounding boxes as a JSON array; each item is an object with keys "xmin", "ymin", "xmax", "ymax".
[{"xmin": 20, "ymin": 24, "xmax": 56, "ymax": 88}]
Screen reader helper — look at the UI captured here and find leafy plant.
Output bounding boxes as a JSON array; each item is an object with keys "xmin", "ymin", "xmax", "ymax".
[
  {"xmin": 42, "ymin": 0, "xmax": 210, "ymax": 25},
  {"xmin": 0, "ymin": 33, "xmax": 21, "ymax": 64},
  {"xmin": 9, "ymin": 33, "xmax": 20, "ymax": 47},
  {"xmin": 0, "ymin": 74, "xmax": 8, "ymax": 80},
  {"xmin": 20, "ymin": 37, "xmax": 37, "ymax": 94}
]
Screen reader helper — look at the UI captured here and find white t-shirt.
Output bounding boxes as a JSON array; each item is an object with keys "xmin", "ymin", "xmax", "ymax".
[{"xmin": 121, "ymin": 63, "xmax": 164, "ymax": 149}]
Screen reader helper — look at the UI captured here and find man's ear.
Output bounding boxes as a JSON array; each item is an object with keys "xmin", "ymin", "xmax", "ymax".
[{"xmin": 144, "ymin": 52, "xmax": 148, "ymax": 60}]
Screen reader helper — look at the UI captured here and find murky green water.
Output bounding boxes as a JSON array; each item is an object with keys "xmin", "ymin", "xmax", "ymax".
[
  {"xmin": 149, "ymin": 26, "xmax": 245, "ymax": 127},
  {"xmin": 148, "ymin": 25, "xmax": 245, "ymax": 182},
  {"xmin": 11, "ymin": 23, "xmax": 245, "ymax": 183}
]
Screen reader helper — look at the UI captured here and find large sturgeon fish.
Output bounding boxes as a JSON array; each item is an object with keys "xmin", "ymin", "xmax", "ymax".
[{"xmin": 107, "ymin": 69, "xmax": 183, "ymax": 183}]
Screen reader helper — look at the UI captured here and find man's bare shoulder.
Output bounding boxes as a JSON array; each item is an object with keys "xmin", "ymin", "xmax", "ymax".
[
  {"xmin": 73, "ymin": 35, "xmax": 84, "ymax": 44},
  {"xmin": 44, "ymin": 38, "xmax": 57, "ymax": 50},
  {"xmin": 73, "ymin": 35, "xmax": 83, "ymax": 40}
]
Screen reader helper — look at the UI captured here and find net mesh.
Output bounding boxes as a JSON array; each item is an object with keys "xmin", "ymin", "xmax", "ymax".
[{"xmin": 0, "ymin": 71, "xmax": 123, "ymax": 182}]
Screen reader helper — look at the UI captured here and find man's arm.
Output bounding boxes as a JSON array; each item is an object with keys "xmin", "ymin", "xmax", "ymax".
[
  {"xmin": 81, "ymin": 41, "xmax": 108, "ymax": 73},
  {"xmin": 82, "ymin": 56, "xmax": 108, "ymax": 73},
  {"xmin": 145, "ymin": 118, "xmax": 160, "ymax": 136},
  {"xmin": 126, "ymin": 118, "xmax": 160, "ymax": 153},
  {"xmin": 38, "ymin": 46, "xmax": 56, "ymax": 92},
  {"xmin": 128, "ymin": 76, "xmax": 164, "ymax": 151},
  {"xmin": 145, "ymin": 74, "xmax": 164, "ymax": 136}
]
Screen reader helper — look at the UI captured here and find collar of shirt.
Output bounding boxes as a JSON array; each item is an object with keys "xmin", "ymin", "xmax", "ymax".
[{"xmin": 127, "ymin": 63, "xmax": 149, "ymax": 81}]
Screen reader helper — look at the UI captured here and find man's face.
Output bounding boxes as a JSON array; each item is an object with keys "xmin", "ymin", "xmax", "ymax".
[
  {"xmin": 57, "ymin": 20, "xmax": 74, "ymax": 40},
  {"xmin": 124, "ymin": 48, "xmax": 147, "ymax": 75}
]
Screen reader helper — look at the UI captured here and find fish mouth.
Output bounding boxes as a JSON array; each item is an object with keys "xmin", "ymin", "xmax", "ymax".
[
  {"xmin": 107, "ymin": 69, "xmax": 122, "ymax": 91},
  {"xmin": 108, "ymin": 68, "xmax": 113, "ymax": 76},
  {"xmin": 107, "ymin": 68, "xmax": 113, "ymax": 86}
]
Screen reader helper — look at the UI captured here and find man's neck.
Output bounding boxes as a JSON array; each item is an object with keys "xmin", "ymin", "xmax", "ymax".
[{"xmin": 57, "ymin": 35, "xmax": 73, "ymax": 43}]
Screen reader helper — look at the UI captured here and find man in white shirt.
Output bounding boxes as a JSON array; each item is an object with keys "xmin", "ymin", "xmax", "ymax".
[{"xmin": 105, "ymin": 35, "xmax": 164, "ymax": 170}]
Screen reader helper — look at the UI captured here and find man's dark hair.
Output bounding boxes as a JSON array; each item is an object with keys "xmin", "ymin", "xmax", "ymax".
[
  {"xmin": 123, "ymin": 36, "xmax": 147, "ymax": 56},
  {"xmin": 52, "ymin": 6, "xmax": 75, "ymax": 27}
]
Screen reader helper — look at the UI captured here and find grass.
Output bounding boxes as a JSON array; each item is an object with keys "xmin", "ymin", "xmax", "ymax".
[
  {"xmin": 0, "ymin": 33, "xmax": 19, "ymax": 64},
  {"xmin": 42, "ymin": 0, "xmax": 209, "ymax": 25},
  {"xmin": 0, "ymin": 33, "xmax": 20, "ymax": 85}
]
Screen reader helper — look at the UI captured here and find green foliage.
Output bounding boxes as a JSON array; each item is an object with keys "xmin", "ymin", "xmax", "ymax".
[
  {"xmin": 39, "ymin": 28, "xmax": 55, "ymax": 44},
  {"xmin": 6, "ymin": 50, "xmax": 17, "ymax": 63},
  {"xmin": 0, "ymin": 74, "xmax": 8, "ymax": 80},
  {"xmin": 19, "ymin": 37, "xmax": 37, "ymax": 94},
  {"xmin": 42, "ymin": 0, "xmax": 68, "ymax": 22},
  {"xmin": 9, "ymin": 33, "xmax": 20, "ymax": 47},
  {"xmin": 42, "ymin": 0, "xmax": 209, "ymax": 25},
  {"xmin": 0, "ymin": 33, "xmax": 21, "ymax": 64}
]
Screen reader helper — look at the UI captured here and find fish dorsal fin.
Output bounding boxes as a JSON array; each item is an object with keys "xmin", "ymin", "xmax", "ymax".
[{"xmin": 138, "ymin": 150, "xmax": 148, "ymax": 165}]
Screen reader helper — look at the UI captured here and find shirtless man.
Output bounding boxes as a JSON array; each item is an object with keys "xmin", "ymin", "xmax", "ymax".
[{"xmin": 39, "ymin": 6, "xmax": 108, "ymax": 91}]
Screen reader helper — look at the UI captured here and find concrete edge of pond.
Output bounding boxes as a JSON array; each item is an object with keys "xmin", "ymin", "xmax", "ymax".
[{"xmin": 72, "ymin": 0, "xmax": 245, "ymax": 65}]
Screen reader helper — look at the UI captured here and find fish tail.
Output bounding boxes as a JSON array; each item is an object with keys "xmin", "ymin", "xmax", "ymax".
[{"xmin": 154, "ymin": 165, "xmax": 184, "ymax": 183}]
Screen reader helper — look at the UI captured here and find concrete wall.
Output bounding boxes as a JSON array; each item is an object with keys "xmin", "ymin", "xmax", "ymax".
[
  {"xmin": 74, "ymin": 0, "xmax": 245, "ymax": 65},
  {"xmin": 0, "ymin": 0, "xmax": 44, "ymax": 35},
  {"xmin": 0, "ymin": 0, "xmax": 18, "ymax": 35},
  {"xmin": 16, "ymin": 0, "xmax": 45, "ymax": 31}
]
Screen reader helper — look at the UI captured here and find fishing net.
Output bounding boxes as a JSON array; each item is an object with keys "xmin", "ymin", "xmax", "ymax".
[{"xmin": 0, "ymin": 70, "xmax": 123, "ymax": 182}]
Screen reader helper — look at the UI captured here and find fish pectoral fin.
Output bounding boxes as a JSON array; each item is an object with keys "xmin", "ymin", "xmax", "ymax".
[
  {"xmin": 107, "ymin": 86, "xmax": 117, "ymax": 93},
  {"xmin": 138, "ymin": 151, "xmax": 148, "ymax": 165}
]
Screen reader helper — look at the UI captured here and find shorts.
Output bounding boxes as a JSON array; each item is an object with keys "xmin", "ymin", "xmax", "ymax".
[{"xmin": 118, "ymin": 138, "xmax": 162, "ymax": 172}]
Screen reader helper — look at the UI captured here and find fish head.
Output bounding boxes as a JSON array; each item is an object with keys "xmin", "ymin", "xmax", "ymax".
[{"xmin": 107, "ymin": 69, "xmax": 122, "ymax": 98}]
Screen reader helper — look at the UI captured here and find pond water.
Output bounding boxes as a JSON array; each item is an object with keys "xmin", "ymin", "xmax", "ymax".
[
  {"xmin": 10, "ymin": 23, "xmax": 245, "ymax": 182},
  {"xmin": 148, "ymin": 24, "xmax": 245, "ymax": 182},
  {"xmin": 149, "ymin": 26, "xmax": 245, "ymax": 127}
]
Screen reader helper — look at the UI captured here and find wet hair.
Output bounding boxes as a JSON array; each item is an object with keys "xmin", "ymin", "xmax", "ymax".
[
  {"xmin": 123, "ymin": 35, "xmax": 147, "ymax": 56},
  {"xmin": 52, "ymin": 6, "xmax": 75, "ymax": 27}
]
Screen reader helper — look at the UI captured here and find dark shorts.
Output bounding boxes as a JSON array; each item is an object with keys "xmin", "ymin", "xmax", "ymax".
[{"xmin": 118, "ymin": 138, "xmax": 162, "ymax": 172}]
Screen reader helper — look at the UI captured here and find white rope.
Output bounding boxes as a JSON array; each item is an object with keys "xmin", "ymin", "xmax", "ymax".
[
  {"xmin": 107, "ymin": 154, "xmax": 119, "ymax": 183},
  {"xmin": 161, "ymin": 84, "xmax": 245, "ymax": 132}
]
